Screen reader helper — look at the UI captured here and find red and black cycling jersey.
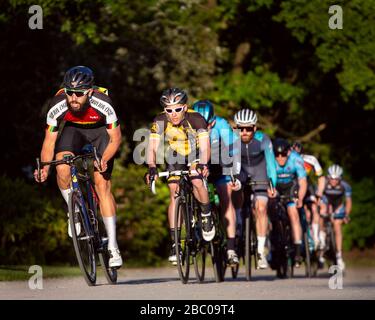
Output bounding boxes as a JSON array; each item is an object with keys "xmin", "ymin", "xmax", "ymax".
[{"xmin": 45, "ymin": 87, "xmax": 119, "ymax": 132}]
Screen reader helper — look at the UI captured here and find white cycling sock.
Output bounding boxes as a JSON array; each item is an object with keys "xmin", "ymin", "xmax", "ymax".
[
  {"xmin": 312, "ymin": 223, "xmax": 319, "ymax": 240},
  {"xmin": 257, "ymin": 236, "xmax": 266, "ymax": 254},
  {"xmin": 319, "ymin": 230, "xmax": 326, "ymax": 246},
  {"xmin": 336, "ymin": 251, "xmax": 342, "ymax": 259},
  {"xmin": 103, "ymin": 215, "xmax": 118, "ymax": 250},
  {"xmin": 59, "ymin": 187, "xmax": 72, "ymax": 207}
]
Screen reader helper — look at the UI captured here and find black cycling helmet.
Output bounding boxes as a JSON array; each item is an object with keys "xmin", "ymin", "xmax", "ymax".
[
  {"xmin": 192, "ymin": 100, "xmax": 215, "ymax": 123},
  {"xmin": 63, "ymin": 66, "xmax": 94, "ymax": 89},
  {"xmin": 160, "ymin": 88, "xmax": 188, "ymax": 108},
  {"xmin": 292, "ymin": 141, "xmax": 303, "ymax": 154},
  {"xmin": 273, "ymin": 138, "xmax": 290, "ymax": 155}
]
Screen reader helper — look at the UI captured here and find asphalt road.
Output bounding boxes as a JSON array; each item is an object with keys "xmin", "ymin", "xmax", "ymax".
[{"xmin": 1, "ymin": 265, "xmax": 374, "ymax": 300}]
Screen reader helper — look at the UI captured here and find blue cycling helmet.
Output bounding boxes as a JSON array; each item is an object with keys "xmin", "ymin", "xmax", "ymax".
[{"xmin": 192, "ymin": 100, "xmax": 215, "ymax": 123}]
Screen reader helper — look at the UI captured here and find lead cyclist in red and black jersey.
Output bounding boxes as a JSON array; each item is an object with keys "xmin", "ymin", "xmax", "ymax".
[{"xmin": 34, "ymin": 66, "xmax": 123, "ymax": 268}]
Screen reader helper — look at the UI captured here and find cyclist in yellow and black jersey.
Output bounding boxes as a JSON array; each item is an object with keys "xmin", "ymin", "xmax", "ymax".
[{"xmin": 145, "ymin": 88, "xmax": 215, "ymax": 264}]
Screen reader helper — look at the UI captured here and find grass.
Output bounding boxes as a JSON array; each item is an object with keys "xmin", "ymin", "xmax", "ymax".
[{"xmin": 0, "ymin": 265, "xmax": 82, "ymax": 281}]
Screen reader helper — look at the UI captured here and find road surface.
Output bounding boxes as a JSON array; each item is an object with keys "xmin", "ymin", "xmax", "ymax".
[{"xmin": 1, "ymin": 266, "xmax": 374, "ymax": 300}]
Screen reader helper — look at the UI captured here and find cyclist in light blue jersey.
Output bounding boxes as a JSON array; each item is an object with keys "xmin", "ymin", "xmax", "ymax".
[
  {"xmin": 193, "ymin": 100, "xmax": 241, "ymax": 266},
  {"xmin": 270, "ymin": 138, "xmax": 307, "ymax": 268}
]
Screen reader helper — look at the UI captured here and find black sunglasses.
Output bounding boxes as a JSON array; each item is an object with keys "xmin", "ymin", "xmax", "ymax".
[
  {"xmin": 275, "ymin": 151, "xmax": 288, "ymax": 157},
  {"xmin": 238, "ymin": 127, "xmax": 255, "ymax": 132},
  {"xmin": 64, "ymin": 88, "xmax": 89, "ymax": 97}
]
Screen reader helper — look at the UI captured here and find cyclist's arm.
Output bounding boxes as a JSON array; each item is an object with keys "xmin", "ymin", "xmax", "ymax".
[
  {"xmin": 316, "ymin": 175, "xmax": 326, "ymax": 197},
  {"xmin": 345, "ymin": 197, "xmax": 352, "ymax": 216},
  {"xmin": 147, "ymin": 119, "xmax": 162, "ymax": 168},
  {"xmin": 297, "ymin": 177, "xmax": 308, "ymax": 203},
  {"xmin": 262, "ymin": 134, "xmax": 277, "ymax": 187},
  {"xmin": 103, "ymin": 126, "xmax": 122, "ymax": 162},
  {"xmin": 40, "ymin": 130, "xmax": 58, "ymax": 175},
  {"xmin": 198, "ymin": 131, "xmax": 210, "ymax": 164}
]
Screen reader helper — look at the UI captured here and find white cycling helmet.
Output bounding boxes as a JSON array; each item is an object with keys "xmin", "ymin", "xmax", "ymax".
[
  {"xmin": 234, "ymin": 109, "xmax": 258, "ymax": 126},
  {"xmin": 327, "ymin": 164, "xmax": 343, "ymax": 179}
]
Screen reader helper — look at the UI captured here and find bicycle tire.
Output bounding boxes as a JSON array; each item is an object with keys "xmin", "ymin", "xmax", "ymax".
[
  {"xmin": 209, "ymin": 206, "xmax": 225, "ymax": 283},
  {"xmin": 245, "ymin": 215, "xmax": 252, "ymax": 281},
  {"xmin": 69, "ymin": 191, "xmax": 97, "ymax": 286},
  {"xmin": 96, "ymin": 216, "xmax": 117, "ymax": 284},
  {"xmin": 174, "ymin": 196, "xmax": 191, "ymax": 284},
  {"xmin": 304, "ymin": 231, "xmax": 312, "ymax": 277}
]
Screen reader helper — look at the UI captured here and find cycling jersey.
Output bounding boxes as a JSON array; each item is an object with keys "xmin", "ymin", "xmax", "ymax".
[
  {"xmin": 208, "ymin": 116, "xmax": 240, "ymax": 185},
  {"xmin": 302, "ymin": 154, "xmax": 323, "ymax": 177},
  {"xmin": 275, "ymin": 150, "xmax": 306, "ymax": 185},
  {"xmin": 237, "ymin": 131, "xmax": 277, "ymax": 188},
  {"xmin": 322, "ymin": 179, "xmax": 352, "ymax": 215},
  {"xmin": 149, "ymin": 110, "xmax": 209, "ymax": 157},
  {"xmin": 46, "ymin": 87, "xmax": 119, "ymax": 132}
]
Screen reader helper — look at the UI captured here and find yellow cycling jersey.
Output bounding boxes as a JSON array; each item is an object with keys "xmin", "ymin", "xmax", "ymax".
[{"xmin": 150, "ymin": 110, "xmax": 209, "ymax": 156}]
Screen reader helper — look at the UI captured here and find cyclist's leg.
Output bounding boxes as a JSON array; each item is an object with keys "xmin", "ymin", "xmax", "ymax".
[
  {"xmin": 287, "ymin": 203, "xmax": 303, "ymax": 266},
  {"xmin": 55, "ymin": 126, "xmax": 83, "ymax": 208},
  {"xmin": 216, "ymin": 176, "xmax": 238, "ymax": 263},
  {"xmin": 333, "ymin": 206, "xmax": 345, "ymax": 269}
]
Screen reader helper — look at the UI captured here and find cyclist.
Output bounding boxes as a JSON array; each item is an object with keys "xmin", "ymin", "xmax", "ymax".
[
  {"xmin": 145, "ymin": 88, "xmax": 215, "ymax": 265},
  {"xmin": 292, "ymin": 141, "xmax": 326, "ymax": 248},
  {"xmin": 270, "ymin": 138, "xmax": 307, "ymax": 268},
  {"xmin": 33, "ymin": 66, "xmax": 123, "ymax": 268},
  {"xmin": 192, "ymin": 100, "xmax": 241, "ymax": 266},
  {"xmin": 232, "ymin": 109, "xmax": 277, "ymax": 269},
  {"xmin": 319, "ymin": 164, "xmax": 352, "ymax": 270}
]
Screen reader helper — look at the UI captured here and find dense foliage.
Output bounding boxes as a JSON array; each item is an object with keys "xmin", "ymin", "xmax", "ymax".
[{"xmin": 1, "ymin": 0, "xmax": 374, "ymax": 265}]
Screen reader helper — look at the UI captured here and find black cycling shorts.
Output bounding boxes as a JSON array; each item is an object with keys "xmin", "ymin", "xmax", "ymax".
[{"xmin": 55, "ymin": 125, "xmax": 114, "ymax": 180}]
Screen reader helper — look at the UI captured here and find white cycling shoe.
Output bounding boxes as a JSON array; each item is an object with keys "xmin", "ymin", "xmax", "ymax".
[
  {"xmin": 337, "ymin": 258, "xmax": 345, "ymax": 271},
  {"xmin": 257, "ymin": 252, "xmax": 269, "ymax": 269},
  {"xmin": 108, "ymin": 248, "xmax": 123, "ymax": 268}
]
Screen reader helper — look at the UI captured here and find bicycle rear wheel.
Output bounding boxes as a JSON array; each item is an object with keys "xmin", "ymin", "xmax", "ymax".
[
  {"xmin": 69, "ymin": 191, "xmax": 96, "ymax": 286},
  {"xmin": 304, "ymin": 231, "xmax": 312, "ymax": 277},
  {"xmin": 175, "ymin": 196, "xmax": 191, "ymax": 284},
  {"xmin": 193, "ymin": 241, "xmax": 206, "ymax": 283}
]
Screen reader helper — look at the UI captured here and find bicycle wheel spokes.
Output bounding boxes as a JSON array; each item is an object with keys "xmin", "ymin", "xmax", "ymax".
[
  {"xmin": 70, "ymin": 192, "xmax": 96, "ymax": 286},
  {"xmin": 175, "ymin": 197, "xmax": 190, "ymax": 284}
]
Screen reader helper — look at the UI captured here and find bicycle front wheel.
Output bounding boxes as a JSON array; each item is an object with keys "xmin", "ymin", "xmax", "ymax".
[
  {"xmin": 174, "ymin": 196, "xmax": 191, "ymax": 284},
  {"xmin": 69, "ymin": 191, "xmax": 96, "ymax": 286},
  {"xmin": 97, "ymin": 216, "xmax": 118, "ymax": 284},
  {"xmin": 304, "ymin": 231, "xmax": 312, "ymax": 277}
]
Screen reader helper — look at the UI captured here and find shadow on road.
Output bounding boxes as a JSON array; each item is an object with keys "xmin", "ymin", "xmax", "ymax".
[{"xmin": 116, "ymin": 277, "xmax": 180, "ymax": 285}]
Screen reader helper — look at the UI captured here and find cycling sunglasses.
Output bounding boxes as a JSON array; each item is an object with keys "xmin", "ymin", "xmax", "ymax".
[
  {"xmin": 165, "ymin": 107, "xmax": 184, "ymax": 114},
  {"xmin": 238, "ymin": 126, "xmax": 255, "ymax": 132},
  {"xmin": 64, "ymin": 88, "xmax": 90, "ymax": 97},
  {"xmin": 275, "ymin": 151, "xmax": 288, "ymax": 157}
]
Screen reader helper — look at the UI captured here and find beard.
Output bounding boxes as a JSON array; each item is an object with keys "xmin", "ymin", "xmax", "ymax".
[{"xmin": 66, "ymin": 98, "xmax": 87, "ymax": 114}]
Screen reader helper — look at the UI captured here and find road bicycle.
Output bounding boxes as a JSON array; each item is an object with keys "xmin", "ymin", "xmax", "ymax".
[
  {"xmin": 151, "ymin": 169, "xmax": 219, "ymax": 284},
  {"xmin": 36, "ymin": 145, "xmax": 118, "ymax": 286}
]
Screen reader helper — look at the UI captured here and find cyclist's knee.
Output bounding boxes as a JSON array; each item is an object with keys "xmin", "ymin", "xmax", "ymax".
[{"xmin": 95, "ymin": 179, "xmax": 111, "ymax": 195}]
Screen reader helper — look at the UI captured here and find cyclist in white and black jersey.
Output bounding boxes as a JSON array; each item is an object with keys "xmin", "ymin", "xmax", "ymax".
[
  {"xmin": 292, "ymin": 142, "xmax": 326, "ymax": 249},
  {"xmin": 34, "ymin": 66, "xmax": 123, "ymax": 268}
]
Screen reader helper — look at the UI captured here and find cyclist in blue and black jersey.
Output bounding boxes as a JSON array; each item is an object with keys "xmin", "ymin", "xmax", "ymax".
[
  {"xmin": 270, "ymin": 138, "xmax": 307, "ymax": 268},
  {"xmin": 193, "ymin": 100, "xmax": 241, "ymax": 266},
  {"xmin": 232, "ymin": 109, "xmax": 277, "ymax": 269},
  {"xmin": 319, "ymin": 164, "xmax": 352, "ymax": 270}
]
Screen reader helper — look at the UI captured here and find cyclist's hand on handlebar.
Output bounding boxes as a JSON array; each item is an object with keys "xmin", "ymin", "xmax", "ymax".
[
  {"xmin": 228, "ymin": 178, "xmax": 241, "ymax": 191},
  {"xmin": 267, "ymin": 187, "xmax": 276, "ymax": 198},
  {"xmin": 34, "ymin": 167, "xmax": 48, "ymax": 183},
  {"xmin": 94, "ymin": 159, "xmax": 108, "ymax": 173},
  {"xmin": 145, "ymin": 167, "xmax": 158, "ymax": 185},
  {"xmin": 343, "ymin": 216, "xmax": 351, "ymax": 224},
  {"xmin": 196, "ymin": 164, "xmax": 209, "ymax": 178}
]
